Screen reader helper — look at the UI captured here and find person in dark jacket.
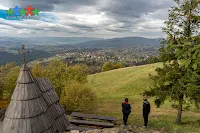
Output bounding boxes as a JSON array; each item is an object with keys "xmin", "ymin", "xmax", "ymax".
[
  {"xmin": 122, "ymin": 98, "xmax": 131, "ymax": 126},
  {"xmin": 143, "ymin": 94, "xmax": 150, "ymax": 127}
]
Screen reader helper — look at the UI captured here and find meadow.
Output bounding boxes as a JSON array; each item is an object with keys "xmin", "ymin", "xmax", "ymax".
[{"xmin": 88, "ymin": 63, "xmax": 200, "ymax": 133}]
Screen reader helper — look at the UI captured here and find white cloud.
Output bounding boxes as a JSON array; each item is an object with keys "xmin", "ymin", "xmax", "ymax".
[
  {"xmin": 0, "ymin": 4, "xmax": 9, "ymax": 10},
  {"xmin": 0, "ymin": 0, "xmax": 175, "ymax": 38}
]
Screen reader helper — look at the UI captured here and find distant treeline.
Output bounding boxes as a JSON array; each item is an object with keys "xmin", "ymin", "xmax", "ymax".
[
  {"xmin": 0, "ymin": 50, "xmax": 52, "ymax": 65},
  {"xmin": 63, "ymin": 56, "xmax": 160, "ymax": 74}
]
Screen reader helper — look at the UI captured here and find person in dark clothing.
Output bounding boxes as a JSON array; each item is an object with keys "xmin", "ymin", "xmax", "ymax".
[
  {"xmin": 143, "ymin": 94, "xmax": 150, "ymax": 128},
  {"xmin": 122, "ymin": 98, "xmax": 131, "ymax": 126}
]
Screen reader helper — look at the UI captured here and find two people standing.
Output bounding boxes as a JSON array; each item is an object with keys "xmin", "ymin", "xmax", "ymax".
[{"xmin": 121, "ymin": 95, "xmax": 151, "ymax": 127}]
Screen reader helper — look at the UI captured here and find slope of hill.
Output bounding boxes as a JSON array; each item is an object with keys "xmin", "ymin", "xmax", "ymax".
[
  {"xmin": 75, "ymin": 37, "xmax": 161, "ymax": 48},
  {"xmin": 88, "ymin": 63, "xmax": 162, "ymax": 100},
  {"xmin": 88, "ymin": 63, "xmax": 200, "ymax": 133}
]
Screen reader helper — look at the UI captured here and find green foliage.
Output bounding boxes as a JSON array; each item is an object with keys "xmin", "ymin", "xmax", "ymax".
[
  {"xmin": 0, "ymin": 63, "xmax": 20, "ymax": 99},
  {"xmin": 171, "ymin": 104, "xmax": 179, "ymax": 109},
  {"xmin": 176, "ymin": 41, "xmax": 200, "ymax": 70},
  {"xmin": 61, "ymin": 63, "xmax": 95, "ymax": 113},
  {"xmin": 0, "ymin": 59, "xmax": 96, "ymax": 113},
  {"xmin": 43, "ymin": 60, "xmax": 89, "ymax": 99},
  {"xmin": 154, "ymin": 98, "xmax": 161, "ymax": 108},
  {"xmin": 144, "ymin": 56, "xmax": 160, "ymax": 64},
  {"xmin": 150, "ymin": 61, "xmax": 186, "ymax": 101},
  {"xmin": 102, "ymin": 62, "xmax": 124, "ymax": 72},
  {"xmin": 44, "ymin": 59, "xmax": 66, "ymax": 98},
  {"xmin": 102, "ymin": 62, "xmax": 113, "ymax": 72},
  {"xmin": 4, "ymin": 66, "xmax": 20, "ymax": 99},
  {"xmin": 0, "ymin": 77, "xmax": 4, "ymax": 99},
  {"xmin": 42, "ymin": 60, "xmax": 96, "ymax": 113},
  {"xmin": 0, "ymin": 62, "xmax": 17, "ymax": 72},
  {"xmin": 149, "ymin": 0, "xmax": 200, "ymax": 124},
  {"xmin": 31, "ymin": 63, "xmax": 44, "ymax": 78},
  {"xmin": 0, "ymin": 62, "xmax": 19, "ymax": 99},
  {"xmin": 66, "ymin": 64, "xmax": 88, "ymax": 84},
  {"xmin": 60, "ymin": 81, "xmax": 97, "ymax": 114},
  {"xmin": 114, "ymin": 62, "xmax": 124, "ymax": 69}
]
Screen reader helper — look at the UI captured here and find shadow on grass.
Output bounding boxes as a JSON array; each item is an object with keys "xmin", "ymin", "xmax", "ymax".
[
  {"xmin": 182, "ymin": 119, "xmax": 200, "ymax": 126},
  {"xmin": 139, "ymin": 115, "xmax": 200, "ymax": 133}
]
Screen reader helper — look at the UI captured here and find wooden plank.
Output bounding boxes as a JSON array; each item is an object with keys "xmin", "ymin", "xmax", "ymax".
[
  {"xmin": 71, "ymin": 112, "xmax": 117, "ymax": 121},
  {"xmin": 66, "ymin": 125, "xmax": 95, "ymax": 132},
  {"xmin": 69, "ymin": 119, "xmax": 114, "ymax": 128}
]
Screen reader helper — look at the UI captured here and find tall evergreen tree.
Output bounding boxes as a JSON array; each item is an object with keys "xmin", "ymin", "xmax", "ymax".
[{"xmin": 146, "ymin": 0, "xmax": 200, "ymax": 124}]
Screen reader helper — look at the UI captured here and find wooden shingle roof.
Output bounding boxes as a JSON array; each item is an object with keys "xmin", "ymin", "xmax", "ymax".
[{"xmin": 1, "ymin": 64, "xmax": 69, "ymax": 133}]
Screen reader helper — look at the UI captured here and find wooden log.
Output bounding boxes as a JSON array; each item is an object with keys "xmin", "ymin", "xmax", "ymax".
[
  {"xmin": 71, "ymin": 112, "xmax": 117, "ymax": 122},
  {"xmin": 69, "ymin": 119, "xmax": 114, "ymax": 128}
]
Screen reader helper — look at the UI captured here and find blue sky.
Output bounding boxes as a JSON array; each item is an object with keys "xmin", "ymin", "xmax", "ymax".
[{"xmin": 0, "ymin": 0, "xmax": 176, "ymax": 38}]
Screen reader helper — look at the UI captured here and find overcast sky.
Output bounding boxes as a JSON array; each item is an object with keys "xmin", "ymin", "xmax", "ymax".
[{"xmin": 0, "ymin": 0, "xmax": 175, "ymax": 38}]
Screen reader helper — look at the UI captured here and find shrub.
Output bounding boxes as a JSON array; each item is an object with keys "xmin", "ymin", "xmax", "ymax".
[
  {"xmin": 115, "ymin": 62, "xmax": 124, "ymax": 69},
  {"xmin": 60, "ymin": 81, "xmax": 97, "ymax": 114},
  {"xmin": 3, "ymin": 66, "xmax": 20, "ymax": 99},
  {"xmin": 102, "ymin": 62, "xmax": 124, "ymax": 72},
  {"xmin": 31, "ymin": 63, "xmax": 44, "ymax": 78},
  {"xmin": 102, "ymin": 62, "xmax": 113, "ymax": 72},
  {"xmin": 171, "ymin": 104, "xmax": 178, "ymax": 109},
  {"xmin": 66, "ymin": 64, "xmax": 88, "ymax": 84}
]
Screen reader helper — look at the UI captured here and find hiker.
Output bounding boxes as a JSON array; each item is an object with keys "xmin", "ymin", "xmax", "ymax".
[
  {"xmin": 122, "ymin": 98, "xmax": 131, "ymax": 126},
  {"xmin": 143, "ymin": 94, "xmax": 151, "ymax": 128}
]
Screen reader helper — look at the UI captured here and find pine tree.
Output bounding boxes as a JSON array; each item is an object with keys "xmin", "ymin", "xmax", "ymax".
[{"xmin": 146, "ymin": 0, "xmax": 200, "ymax": 124}]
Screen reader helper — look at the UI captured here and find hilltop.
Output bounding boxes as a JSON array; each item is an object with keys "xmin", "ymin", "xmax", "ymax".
[{"xmin": 88, "ymin": 63, "xmax": 200, "ymax": 133}]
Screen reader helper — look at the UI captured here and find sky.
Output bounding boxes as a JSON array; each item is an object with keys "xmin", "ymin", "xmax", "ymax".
[{"xmin": 0, "ymin": 0, "xmax": 176, "ymax": 39}]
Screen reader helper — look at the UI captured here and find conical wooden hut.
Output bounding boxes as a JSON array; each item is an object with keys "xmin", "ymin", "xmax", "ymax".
[{"xmin": 1, "ymin": 63, "xmax": 69, "ymax": 133}]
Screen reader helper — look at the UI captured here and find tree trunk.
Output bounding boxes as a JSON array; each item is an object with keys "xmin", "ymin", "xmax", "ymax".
[{"xmin": 176, "ymin": 95, "xmax": 183, "ymax": 124}]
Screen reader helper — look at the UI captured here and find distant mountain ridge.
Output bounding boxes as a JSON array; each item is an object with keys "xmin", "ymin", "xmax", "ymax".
[
  {"xmin": 73, "ymin": 37, "xmax": 161, "ymax": 48},
  {"xmin": 0, "ymin": 37, "xmax": 101, "ymax": 48},
  {"xmin": 0, "ymin": 36, "xmax": 161, "ymax": 49}
]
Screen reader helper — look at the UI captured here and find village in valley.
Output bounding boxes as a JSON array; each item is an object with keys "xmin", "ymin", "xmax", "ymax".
[{"xmin": 28, "ymin": 46, "xmax": 159, "ymax": 74}]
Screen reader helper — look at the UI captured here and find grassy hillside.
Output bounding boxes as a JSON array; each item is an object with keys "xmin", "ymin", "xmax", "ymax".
[
  {"xmin": 88, "ymin": 63, "xmax": 161, "ymax": 100},
  {"xmin": 88, "ymin": 63, "xmax": 200, "ymax": 133}
]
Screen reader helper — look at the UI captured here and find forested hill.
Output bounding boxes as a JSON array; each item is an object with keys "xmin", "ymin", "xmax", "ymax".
[
  {"xmin": 73, "ymin": 37, "xmax": 161, "ymax": 48},
  {"xmin": 0, "ymin": 50, "xmax": 52, "ymax": 65}
]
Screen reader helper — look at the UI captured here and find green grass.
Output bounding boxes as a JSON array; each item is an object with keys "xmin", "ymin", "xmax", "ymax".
[{"xmin": 88, "ymin": 63, "xmax": 200, "ymax": 133}]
